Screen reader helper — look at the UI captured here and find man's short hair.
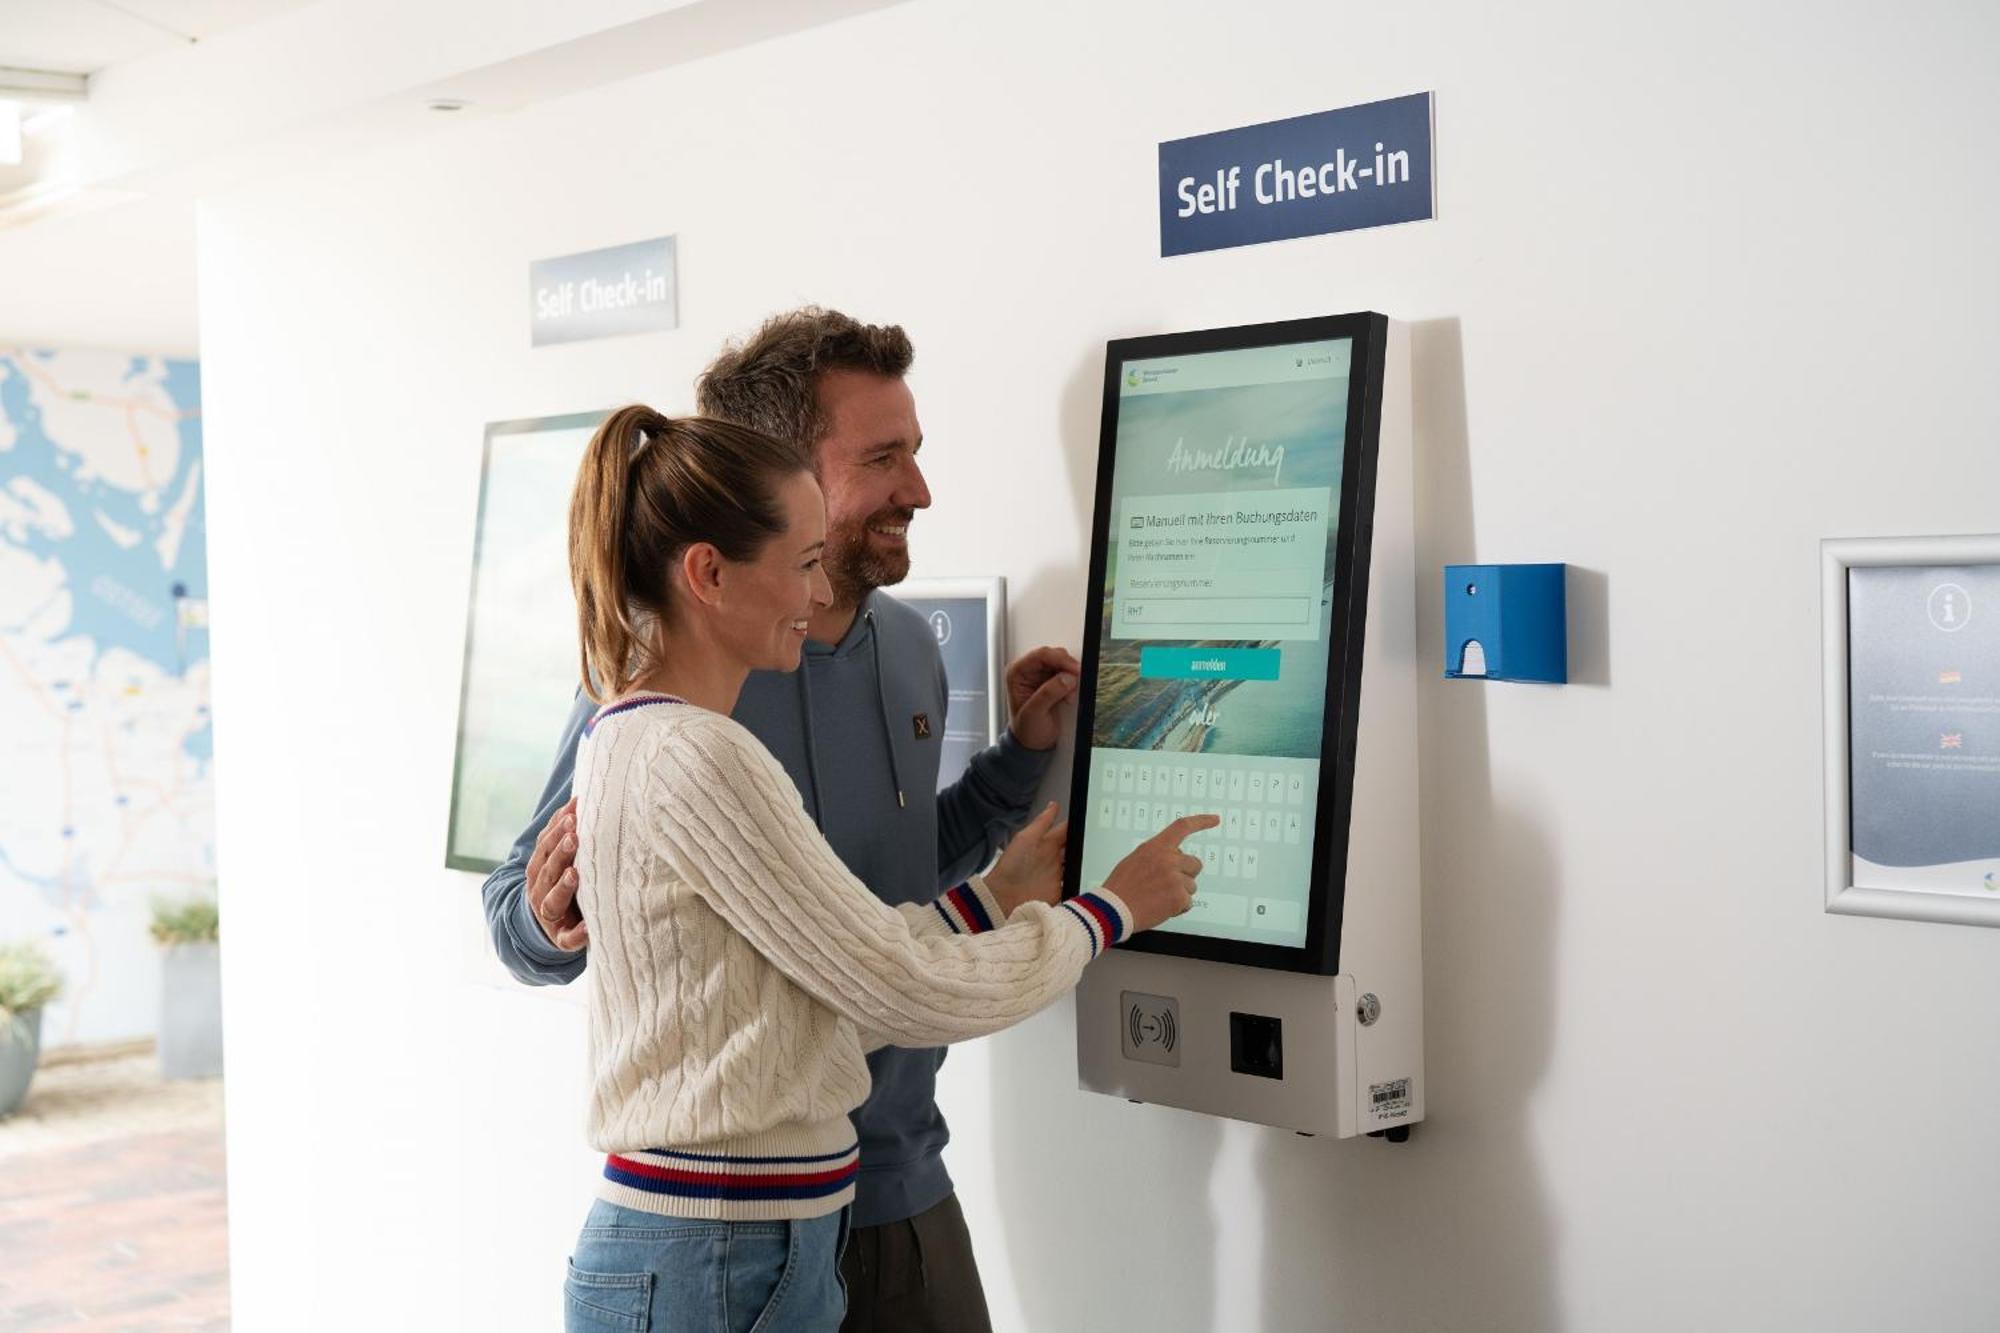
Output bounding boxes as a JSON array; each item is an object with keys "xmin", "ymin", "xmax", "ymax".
[{"xmin": 696, "ymin": 306, "xmax": 914, "ymax": 453}]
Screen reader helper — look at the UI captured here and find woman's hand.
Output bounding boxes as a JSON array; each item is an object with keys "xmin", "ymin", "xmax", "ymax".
[
  {"xmin": 1104, "ymin": 814, "xmax": 1219, "ymax": 933},
  {"xmin": 984, "ymin": 803, "xmax": 1068, "ymax": 913}
]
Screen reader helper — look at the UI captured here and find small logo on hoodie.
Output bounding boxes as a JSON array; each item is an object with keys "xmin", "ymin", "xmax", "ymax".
[{"xmin": 912, "ymin": 713, "xmax": 932, "ymax": 739}]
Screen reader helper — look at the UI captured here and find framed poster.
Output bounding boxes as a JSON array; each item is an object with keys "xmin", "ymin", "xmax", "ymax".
[
  {"xmin": 884, "ymin": 577, "xmax": 1006, "ymax": 792},
  {"xmin": 446, "ymin": 411, "xmax": 606, "ymax": 873},
  {"xmin": 1824, "ymin": 533, "xmax": 2000, "ymax": 927}
]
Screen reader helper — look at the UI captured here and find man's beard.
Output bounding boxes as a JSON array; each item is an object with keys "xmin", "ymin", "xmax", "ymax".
[{"xmin": 825, "ymin": 506, "xmax": 913, "ymax": 605}]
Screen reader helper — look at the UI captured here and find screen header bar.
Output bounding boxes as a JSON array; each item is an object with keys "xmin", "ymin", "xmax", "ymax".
[{"xmin": 1120, "ymin": 338, "xmax": 1351, "ymax": 398}]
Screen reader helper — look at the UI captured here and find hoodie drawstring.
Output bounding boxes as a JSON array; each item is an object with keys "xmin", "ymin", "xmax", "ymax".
[
  {"xmin": 865, "ymin": 608, "xmax": 908, "ymax": 809},
  {"xmin": 797, "ymin": 661, "xmax": 827, "ymax": 830}
]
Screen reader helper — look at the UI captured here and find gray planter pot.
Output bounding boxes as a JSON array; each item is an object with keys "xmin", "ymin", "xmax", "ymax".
[
  {"xmin": 160, "ymin": 941, "xmax": 224, "ymax": 1080},
  {"xmin": 0, "ymin": 1006, "xmax": 44, "ymax": 1118}
]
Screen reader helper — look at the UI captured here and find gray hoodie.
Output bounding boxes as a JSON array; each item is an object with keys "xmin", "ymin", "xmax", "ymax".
[{"xmin": 481, "ymin": 590, "xmax": 1051, "ymax": 1227}]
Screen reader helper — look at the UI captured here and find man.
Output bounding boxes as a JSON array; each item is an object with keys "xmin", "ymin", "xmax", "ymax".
[{"xmin": 483, "ymin": 307, "xmax": 1080, "ymax": 1332}]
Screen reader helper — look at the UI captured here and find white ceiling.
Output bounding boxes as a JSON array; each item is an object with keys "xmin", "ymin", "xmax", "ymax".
[
  {"xmin": 0, "ymin": 0, "xmax": 313, "ymax": 77},
  {"xmin": 0, "ymin": 0, "xmax": 903, "ymax": 356}
]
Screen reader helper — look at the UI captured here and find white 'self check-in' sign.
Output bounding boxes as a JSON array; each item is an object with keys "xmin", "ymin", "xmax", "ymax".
[{"xmin": 529, "ymin": 237, "xmax": 678, "ymax": 347}]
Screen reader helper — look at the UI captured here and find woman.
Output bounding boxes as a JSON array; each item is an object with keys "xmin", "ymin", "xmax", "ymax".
[{"xmin": 562, "ymin": 405, "xmax": 1209, "ymax": 1332}]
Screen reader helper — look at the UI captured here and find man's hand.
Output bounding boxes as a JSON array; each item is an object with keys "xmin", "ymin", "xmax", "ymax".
[
  {"xmin": 1005, "ymin": 645, "xmax": 1082, "ymax": 752},
  {"xmin": 525, "ymin": 797, "xmax": 588, "ymax": 952},
  {"xmin": 983, "ymin": 803, "xmax": 1067, "ymax": 913}
]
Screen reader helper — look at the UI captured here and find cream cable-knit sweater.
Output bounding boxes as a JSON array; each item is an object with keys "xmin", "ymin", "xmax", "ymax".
[{"xmin": 573, "ymin": 695, "xmax": 1132, "ymax": 1221}]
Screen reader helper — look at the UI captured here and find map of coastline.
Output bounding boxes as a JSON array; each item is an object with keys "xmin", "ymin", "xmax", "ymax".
[{"xmin": 0, "ymin": 348, "xmax": 211, "ymax": 1046}]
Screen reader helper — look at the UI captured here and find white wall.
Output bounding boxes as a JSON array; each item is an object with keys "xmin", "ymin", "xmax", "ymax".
[
  {"xmin": 198, "ymin": 1, "xmax": 2000, "ymax": 1328},
  {"xmin": 0, "ymin": 196, "xmax": 198, "ymax": 357}
]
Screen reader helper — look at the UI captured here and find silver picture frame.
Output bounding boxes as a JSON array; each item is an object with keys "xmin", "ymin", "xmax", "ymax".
[
  {"xmin": 446, "ymin": 410, "xmax": 607, "ymax": 875},
  {"xmin": 1823, "ymin": 532, "xmax": 2000, "ymax": 927},
  {"xmin": 882, "ymin": 576, "xmax": 1008, "ymax": 792}
]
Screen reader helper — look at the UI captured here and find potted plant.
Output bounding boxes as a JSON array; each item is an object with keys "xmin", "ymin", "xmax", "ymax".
[
  {"xmin": 151, "ymin": 893, "xmax": 223, "ymax": 1080},
  {"xmin": 0, "ymin": 941, "xmax": 63, "ymax": 1118}
]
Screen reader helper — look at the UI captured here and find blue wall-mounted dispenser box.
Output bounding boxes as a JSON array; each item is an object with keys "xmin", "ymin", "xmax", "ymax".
[{"xmin": 1443, "ymin": 564, "xmax": 1568, "ymax": 683}]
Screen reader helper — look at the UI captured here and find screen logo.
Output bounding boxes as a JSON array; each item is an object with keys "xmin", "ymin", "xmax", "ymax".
[{"xmin": 1125, "ymin": 365, "xmax": 1181, "ymax": 391}]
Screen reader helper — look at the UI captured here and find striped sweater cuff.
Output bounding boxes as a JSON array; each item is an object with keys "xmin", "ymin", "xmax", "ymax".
[
  {"xmin": 602, "ymin": 1142, "xmax": 858, "ymax": 1209},
  {"xmin": 933, "ymin": 878, "xmax": 1004, "ymax": 935},
  {"xmin": 1059, "ymin": 890, "xmax": 1131, "ymax": 959}
]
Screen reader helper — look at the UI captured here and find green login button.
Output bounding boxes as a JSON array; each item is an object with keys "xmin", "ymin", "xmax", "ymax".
[{"xmin": 1138, "ymin": 647, "xmax": 1281, "ymax": 681}]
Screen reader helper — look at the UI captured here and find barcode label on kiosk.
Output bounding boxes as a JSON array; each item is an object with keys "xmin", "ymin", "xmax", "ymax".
[{"xmin": 1369, "ymin": 1078, "xmax": 1412, "ymax": 1116}]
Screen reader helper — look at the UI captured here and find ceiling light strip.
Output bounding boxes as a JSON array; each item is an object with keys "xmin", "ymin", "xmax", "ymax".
[{"xmin": 0, "ymin": 67, "xmax": 89, "ymax": 102}]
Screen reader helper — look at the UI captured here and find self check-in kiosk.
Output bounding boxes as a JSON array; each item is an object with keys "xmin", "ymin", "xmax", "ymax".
[{"xmin": 1066, "ymin": 312, "xmax": 1422, "ymax": 1139}]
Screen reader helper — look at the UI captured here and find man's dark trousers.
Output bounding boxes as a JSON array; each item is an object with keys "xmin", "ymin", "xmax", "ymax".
[{"xmin": 839, "ymin": 1193, "xmax": 992, "ymax": 1333}]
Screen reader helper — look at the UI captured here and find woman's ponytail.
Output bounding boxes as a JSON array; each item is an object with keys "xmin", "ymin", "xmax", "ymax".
[
  {"xmin": 567, "ymin": 404, "xmax": 809, "ymax": 704},
  {"xmin": 569, "ymin": 404, "xmax": 673, "ymax": 704}
]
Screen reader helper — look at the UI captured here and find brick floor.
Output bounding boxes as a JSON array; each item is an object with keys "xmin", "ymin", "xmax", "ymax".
[
  {"xmin": 0, "ymin": 1053, "xmax": 229, "ymax": 1331},
  {"xmin": 0, "ymin": 1051, "xmax": 223, "ymax": 1162}
]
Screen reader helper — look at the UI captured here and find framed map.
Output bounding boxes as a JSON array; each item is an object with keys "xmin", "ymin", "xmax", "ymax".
[
  {"xmin": 0, "ymin": 349, "xmax": 210, "ymax": 1045},
  {"xmin": 446, "ymin": 412, "xmax": 605, "ymax": 874},
  {"xmin": 1823, "ymin": 533, "xmax": 2000, "ymax": 928}
]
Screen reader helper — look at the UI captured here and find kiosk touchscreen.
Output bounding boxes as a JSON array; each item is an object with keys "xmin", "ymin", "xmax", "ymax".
[{"xmin": 1067, "ymin": 313, "xmax": 1423, "ymax": 1138}]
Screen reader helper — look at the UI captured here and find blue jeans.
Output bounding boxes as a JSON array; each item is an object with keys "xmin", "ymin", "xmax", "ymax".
[{"xmin": 564, "ymin": 1199, "xmax": 850, "ymax": 1333}]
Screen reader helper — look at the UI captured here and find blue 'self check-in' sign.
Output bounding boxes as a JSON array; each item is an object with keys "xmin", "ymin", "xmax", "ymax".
[{"xmin": 1158, "ymin": 93, "xmax": 1435, "ymax": 257}]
